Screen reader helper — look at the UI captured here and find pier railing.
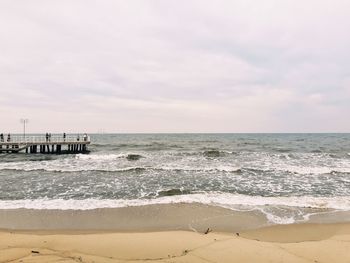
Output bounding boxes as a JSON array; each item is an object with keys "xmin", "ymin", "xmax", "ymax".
[{"xmin": 0, "ymin": 135, "xmax": 90, "ymax": 144}]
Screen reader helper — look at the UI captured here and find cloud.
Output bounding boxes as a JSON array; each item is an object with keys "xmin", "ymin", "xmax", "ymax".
[{"xmin": 0, "ymin": 0, "xmax": 349, "ymax": 132}]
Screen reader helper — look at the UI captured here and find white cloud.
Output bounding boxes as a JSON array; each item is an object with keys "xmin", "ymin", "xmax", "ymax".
[{"xmin": 0, "ymin": 0, "xmax": 349, "ymax": 132}]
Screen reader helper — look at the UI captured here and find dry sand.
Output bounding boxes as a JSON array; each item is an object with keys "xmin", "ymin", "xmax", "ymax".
[{"xmin": 1, "ymin": 223, "xmax": 350, "ymax": 263}]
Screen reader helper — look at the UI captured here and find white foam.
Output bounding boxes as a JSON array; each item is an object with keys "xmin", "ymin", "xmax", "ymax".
[
  {"xmin": 242, "ymin": 151, "xmax": 350, "ymax": 175},
  {"xmin": 160, "ymin": 165, "xmax": 241, "ymax": 172},
  {"xmin": 1, "ymin": 151, "xmax": 349, "ymax": 175},
  {"xmin": 75, "ymin": 153, "xmax": 126, "ymax": 160},
  {"xmin": 1, "ymin": 194, "xmax": 349, "ymax": 224},
  {"xmin": 273, "ymin": 166, "xmax": 350, "ymax": 175},
  {"xmin": 261, "ymin": 211, "xmax": 296, "ymax": 225},
  {"xmin": 0, "ymin": 155, "xmax": 242, "ymax": 173}
]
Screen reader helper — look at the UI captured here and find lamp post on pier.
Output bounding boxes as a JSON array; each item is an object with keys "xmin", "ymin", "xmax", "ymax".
[{"xmin": 20, "ymin": 118, "xmax": 29, "ymax": 141}]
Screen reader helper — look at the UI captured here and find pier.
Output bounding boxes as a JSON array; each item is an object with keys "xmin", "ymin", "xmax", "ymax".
[{"xmin": 0, "ymin": 134, "xmax": 90, "ymax": 154}]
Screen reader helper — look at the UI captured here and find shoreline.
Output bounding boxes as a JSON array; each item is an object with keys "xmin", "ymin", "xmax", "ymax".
[
  {"xmin": 1, "ymin": 203, "xmax": 350, "ymax": 262},
  {"xmin": 1, "ymin": 203, "xmax": 350, "ymax": 232},
  {"xmin": 0, "ymin": 203, "xmax": 269, "ymax": 232}
]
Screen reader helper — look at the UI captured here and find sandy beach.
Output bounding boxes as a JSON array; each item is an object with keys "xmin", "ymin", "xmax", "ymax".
[
  {"xmin": 2, "ymin": 0, "xmax": 350, "ymax": 259},
  {"xmin": 1, "ymin": 223, "xmax": 350, "ymax": 263},
  {"xmin": 1, "ymin": 204, "xmax": 350, "ymax": 262}
]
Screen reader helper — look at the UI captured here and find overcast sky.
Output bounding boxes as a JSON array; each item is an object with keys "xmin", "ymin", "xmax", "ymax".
[{"xmin": 0, "ymin": 0, "xmax": 349, "ymax": 133}]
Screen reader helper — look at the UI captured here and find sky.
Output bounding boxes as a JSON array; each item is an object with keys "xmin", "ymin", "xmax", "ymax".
[{"xmin": 0, "ymin": 0, "xmax": 349, "ymax": 133}]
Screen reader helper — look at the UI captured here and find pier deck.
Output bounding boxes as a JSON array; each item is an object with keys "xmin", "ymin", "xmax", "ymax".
[{"xmin": 0, "ymin": 135, "xmax": 90, "ymax": 154}]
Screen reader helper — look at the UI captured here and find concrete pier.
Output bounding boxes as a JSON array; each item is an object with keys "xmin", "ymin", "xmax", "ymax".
[{"xmin": 0, "ymin": 135, "xmax": 90, "ymax": 154}]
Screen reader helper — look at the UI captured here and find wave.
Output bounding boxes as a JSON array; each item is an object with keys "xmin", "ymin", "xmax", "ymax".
[
  {"xmin": 126, "ymin": 154, "xmax": 144, "ymax": 161},
  {"xmin": 1, "ymin": 151, "xmax": 349, "ymax": 175},
  {"xmin": 1, "ymin": 155, "xmax": 349, "ymax": 175},
  {"xmin": 101, "ymin": 142, "xmax": 185, "ymax": 150},
  {"xmin": 242, "ymin": 166, "xmax": 350, "ymax": 175},
  {"xmin": 75, "ymin": 153, "xmax": 128, "ymax": 160},
  {"xmin": 75, "ymin": 153, "xmax": 146, "ymax": 161},
  {"xmin": 0, "ymin": 165, "xmax": 349, "ymax": 176},
  {"xmin": 238, "ymin": 142, "xmax": 260, "ymax": 146},
  {"xmin": 203, "ymin": 150, "xmax": 230, "ymax": 157},
  {"xmin": 0, "ymin": 167, "xmax": 149, "ymax": 173},
  {"xmin": 156, "ymin": 188, "xmax": 191, "ymax": 197},
  {"xmin": 0, "ymin": 166, "xmax": 242, "ymax": 173},
  {"xmin": 0, "ymin": 155, "xmax": 54, "ymax": 163},
  {"xmin": 272, "ymin": 166, "xmax": 350, "ymax": 175},
  {"xmin": 273, "ymin": 148, "xmax": 292, "ymax": 153},
  {"xmin": 1, "ymin": 193, "xmax": 349, "ymax": 224}
]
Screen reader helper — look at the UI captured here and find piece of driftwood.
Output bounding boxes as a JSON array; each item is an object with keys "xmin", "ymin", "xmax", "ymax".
[{"xmin": 204, "ymin": 228, "xmax": 212, "ymax": 234}]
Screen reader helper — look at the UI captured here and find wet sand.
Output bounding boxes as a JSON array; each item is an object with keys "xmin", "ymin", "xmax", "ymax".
[{"xmin": 0, "ymin": 203, "xmax": 269, "ymax": 232}]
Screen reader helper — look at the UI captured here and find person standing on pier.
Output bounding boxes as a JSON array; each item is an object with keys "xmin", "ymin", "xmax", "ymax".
[
  {"xmin": 0, "ymin": 133, "xmax": 3, "ymax": 142},
  {"xmin": 46, "ymin": 133, "xmax": 49, "ymax": 142},
  {"xmin": 63, "ymin": 133, "xmax": 66, "ymax": 142},
  {"xmin": 6, "ymin": 134, "xmax": 10, "ymax": 149}
]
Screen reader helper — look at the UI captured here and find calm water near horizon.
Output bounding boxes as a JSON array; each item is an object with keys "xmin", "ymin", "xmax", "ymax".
[{"xmin": 1, "ymin": 133, "xmax": 350, "ymax": 224}]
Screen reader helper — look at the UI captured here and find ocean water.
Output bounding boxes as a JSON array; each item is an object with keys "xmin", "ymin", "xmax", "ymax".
[{"xmin": 0, "ymin": 133, "xmax": 350, "ymax": 224}]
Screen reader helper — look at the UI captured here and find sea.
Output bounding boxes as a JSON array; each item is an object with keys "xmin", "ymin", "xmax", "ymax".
[{"xmin": 1, "ymin": 133, "xmax": 350, "ymax": 224}]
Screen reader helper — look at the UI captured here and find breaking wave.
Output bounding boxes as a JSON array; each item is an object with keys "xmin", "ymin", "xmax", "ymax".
[{"xmin": 1, "ymin": 193, "xmax": 349, "ymax": 224}]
